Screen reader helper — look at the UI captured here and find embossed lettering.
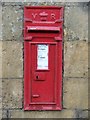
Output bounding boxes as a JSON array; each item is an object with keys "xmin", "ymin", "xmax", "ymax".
[
  {"xmin": 51, "ymin": 13, "xmax": 56, "ymax": 20},
  {"xmin": 32, "ymin": 13, "xmax": 37, "ymax": 19}
]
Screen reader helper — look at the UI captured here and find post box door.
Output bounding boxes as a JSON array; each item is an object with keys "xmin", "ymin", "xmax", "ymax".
[
  {"xmin": 31, "ymin": 43, "xmax": 56, "ymax": 103},
  {"xmin": 24, "ymin": 39, "xmax": 62, "ymax": 110}
]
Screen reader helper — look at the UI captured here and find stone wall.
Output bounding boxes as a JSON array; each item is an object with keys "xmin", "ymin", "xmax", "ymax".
[{"xmin": 0, "ymin": 1, "xmax": 89, "ymax": 119}]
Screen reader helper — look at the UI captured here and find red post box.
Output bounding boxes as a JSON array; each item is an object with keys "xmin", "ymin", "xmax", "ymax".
[{"xmin": 24, "ymin": 6, "xmax": 64, "ymax": 110}]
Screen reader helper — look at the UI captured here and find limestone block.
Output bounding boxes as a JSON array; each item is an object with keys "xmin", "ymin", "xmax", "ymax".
[
  {"xmin": 63, "ymin": 78, "xmax": 88, "ymax": 109},
  {"xmin": 0, "ymin": 3, "xmax": 2, "ymax": 40},
  {"xmin": 2, "ymin": 5, "xmax": 23, "ymax": 41},
  {"xmin": 64, "ymin": 5, "xmax": 88, "ymax": 41},
  {"xmin": 64, "ymin": 41, "xmax": 88, "ymax": 77},
  {"xmin": 0, "ymin": 41, "xmax": 2, "ymax": 78},
  {"xmin": 2, "ymin": 41, "xmax": 23, "ymax": 78},
  {"xmin": 0, "ymin": 41, "xmax": 2, "ymax": 109},
  {"xmin": 2, "ymin": 79, "xmax": 23, "ymax": 109},
  {"xmin": 9, "ymin": 109, "xmax": 75, "ymax": 118},
  {"xmin": 74, "ymin": 109, "xmax": 88, "ymax": 118}
]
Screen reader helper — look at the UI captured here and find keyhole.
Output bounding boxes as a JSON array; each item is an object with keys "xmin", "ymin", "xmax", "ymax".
[{"xmin": 36, "ymin": 75, "xmax": 38, "ymax": 79}]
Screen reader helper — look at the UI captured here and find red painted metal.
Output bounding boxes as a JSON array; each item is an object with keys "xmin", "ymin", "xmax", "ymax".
[
  {"xmin": 27, "ymin": 26, "xmax": 60, "ymax": 32},
  {"xmin": 24, "ymin": 6, "xmax": 64, "ymax": 110}
]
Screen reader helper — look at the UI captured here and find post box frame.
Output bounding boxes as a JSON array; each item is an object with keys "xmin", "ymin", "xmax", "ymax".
[{"xmin": 24, "ymin": 6, "xmax": 64, "ymax": 111}]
